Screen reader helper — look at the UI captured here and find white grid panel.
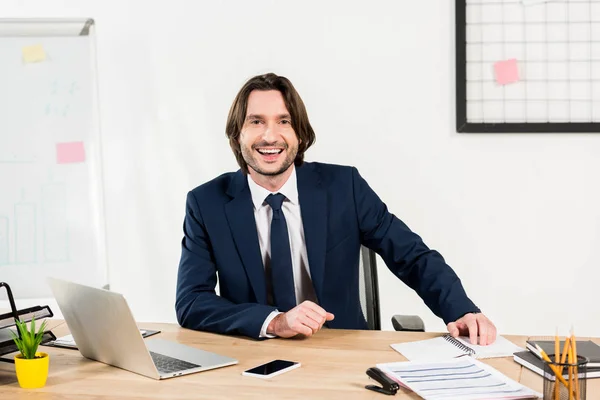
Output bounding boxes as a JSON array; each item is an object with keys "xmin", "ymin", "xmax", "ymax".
[{"xmin": 465, "ymin": 0, "xmax": 600, "ymax": 123}]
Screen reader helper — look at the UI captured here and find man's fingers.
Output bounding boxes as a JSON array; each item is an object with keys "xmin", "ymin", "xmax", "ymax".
[
  {"xmin": 294, "ymin": 324, "xmax": 313, "ymax": 336},
  {"xmin": 447, "ymin": 322, "xmax": 459, "ymax": 337},
  {"xmin": 280, "ymin": 302, "xmax": 337, "ymax": 337},
  {"xmin": 478, "ymin": 318, "xmax": 489, "ymax": 346},
  {"xmin": 486, "ymin": 319, "xmax": 497, "ymax": 344},
  {"xmin": 465, "ymin": 317, "xmax": 479, "ymax": 345},
  {"xmin": 304, "ymin": 308, "xmax": 327, "ymax": 328},
  {"xmin": 300, "ymin": 301, "xmax": 334, "ymax": 323},
  {"xmin": 475, "ymin": 315, "xmax": 497, "ymax": 346},
  {"xmin": 456, "ymin": 322, "xmax": 468, "ymax": 331},
  {"xmin": 287, "ymin": 316, "xmax": 314, "ymax": 336},
  {"xmin": 446, "ymin": 313, "xmax": 498, "ymax": 346},
  {"xmin": 298, "ymin": 314, "xmax": 320, "ymax": 333},
  {"xmin": 302, "ymin": 301, "xmax": 329, "ymax": 319}
]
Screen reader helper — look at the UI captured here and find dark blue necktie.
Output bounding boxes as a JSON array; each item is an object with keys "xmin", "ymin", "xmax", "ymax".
[{"xmin": 264, "ymin": 193, "xmax": 296, "ymax": 312}]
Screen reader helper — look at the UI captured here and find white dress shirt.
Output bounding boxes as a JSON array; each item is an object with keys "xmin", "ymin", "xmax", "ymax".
[{"xmin": 247, "ymin": 167, "xmax": 318, "ymax": 338}]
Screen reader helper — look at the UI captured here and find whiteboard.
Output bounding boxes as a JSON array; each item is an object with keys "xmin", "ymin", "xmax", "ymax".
[{"xmin": 0, "ymin": 19, "xmax": 107, "ymax": 298}]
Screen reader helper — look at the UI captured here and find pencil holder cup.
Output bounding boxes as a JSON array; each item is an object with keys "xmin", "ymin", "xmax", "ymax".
[{"xmin": 542, "ymin": 355, "xmax": 588, "ymax": 400}]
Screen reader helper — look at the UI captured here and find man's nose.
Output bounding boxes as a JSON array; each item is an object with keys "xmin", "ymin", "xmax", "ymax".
[{"xmin": 262, "ymin": 121, "xmax": 279, "ymax": 142}]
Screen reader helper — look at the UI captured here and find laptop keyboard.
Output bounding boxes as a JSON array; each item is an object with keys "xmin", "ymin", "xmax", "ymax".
[{"xmin": 150, "ymin": 351, "xmax": 200, "ymax": 374}]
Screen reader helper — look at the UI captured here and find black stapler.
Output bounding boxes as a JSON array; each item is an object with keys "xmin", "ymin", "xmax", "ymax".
[{"xmin": 365, "ymin": 367, "xmax": 399, "ymax": 395}]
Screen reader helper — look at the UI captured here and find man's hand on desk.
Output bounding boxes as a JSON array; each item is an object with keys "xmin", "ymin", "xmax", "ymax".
[
  {"xmin": 446, "ymin": 312, "xmax": 497, "ymax": 346},
  {"xmin": 267, "ymin": 301, "xmax": 335, "ymax": 338}
]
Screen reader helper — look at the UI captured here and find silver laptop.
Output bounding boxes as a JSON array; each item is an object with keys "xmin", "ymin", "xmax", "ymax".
[{"xmin": 47, "ymin": 277, "xmax": 237, "ymax": 380}]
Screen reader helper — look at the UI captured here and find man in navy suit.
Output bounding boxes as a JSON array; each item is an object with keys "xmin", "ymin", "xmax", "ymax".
[{"xmin": 176, "ymin": 73, "xmax": 497, "ymax": 344}]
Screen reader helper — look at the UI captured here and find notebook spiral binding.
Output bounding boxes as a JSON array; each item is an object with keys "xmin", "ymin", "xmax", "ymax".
[{"xmin": 443, "ymin": 334, "xmax": 476, "ymax": 355}]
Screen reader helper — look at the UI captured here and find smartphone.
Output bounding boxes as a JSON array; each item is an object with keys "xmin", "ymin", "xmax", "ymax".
[{"xmin": 242, "ymin": 359, "xmax": 301, "ymax": 379}]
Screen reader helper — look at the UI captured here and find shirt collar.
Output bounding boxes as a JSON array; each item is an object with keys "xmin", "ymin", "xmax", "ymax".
[{"xmin": 247, "ymin": 166, "xmax": 299, "ymax": 210}]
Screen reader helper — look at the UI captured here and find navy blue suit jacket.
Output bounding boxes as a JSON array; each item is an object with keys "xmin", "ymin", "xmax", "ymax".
[{"xmin": 175, "ymin": 162, "xmax": 479, "ymax": 339}]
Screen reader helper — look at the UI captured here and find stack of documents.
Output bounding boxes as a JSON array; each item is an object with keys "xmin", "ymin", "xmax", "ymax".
[{"xmin": 377, "ymin": 357, "xmax": 541, "ymax": 400}]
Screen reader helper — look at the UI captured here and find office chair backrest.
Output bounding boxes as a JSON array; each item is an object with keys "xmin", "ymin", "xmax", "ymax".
[{"xmin": 358, "ymin": 246, "xmax": 381, "ymax": 330}]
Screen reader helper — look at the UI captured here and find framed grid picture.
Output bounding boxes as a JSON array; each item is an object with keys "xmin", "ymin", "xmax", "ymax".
[{"xmin": 456, "ymin": 0, "xmax": 600, "ymax": 133}]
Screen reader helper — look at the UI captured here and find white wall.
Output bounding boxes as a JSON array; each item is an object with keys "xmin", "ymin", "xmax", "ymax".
[{"xmin": 3, "ymin": 0, "xmax": 600, "ymax": 337}]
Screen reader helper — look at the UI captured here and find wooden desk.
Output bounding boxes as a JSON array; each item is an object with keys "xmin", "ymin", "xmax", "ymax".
[{"xmin": 1, "ymin": 321, "xmax": 598, "ymax": 399}]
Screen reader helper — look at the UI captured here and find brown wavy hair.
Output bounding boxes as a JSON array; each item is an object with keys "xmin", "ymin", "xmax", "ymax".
[{"xmin": 225, "ymin": 73, "xmax": 316, "ymax": 174}]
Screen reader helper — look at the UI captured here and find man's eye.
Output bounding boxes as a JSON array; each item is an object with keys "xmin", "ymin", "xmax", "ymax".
[
  {"xmin": 250, "ymin": 120, "xmax": 262, "ymax": 125},
  {"xmin": 281, "ymin": 120, "xmax": 291, "ymax": 124}
]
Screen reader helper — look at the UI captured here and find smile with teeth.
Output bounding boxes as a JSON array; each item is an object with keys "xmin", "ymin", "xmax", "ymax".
[{"xmin": 256, "ymin": 148, "xmax": 283, "ymax": 155}]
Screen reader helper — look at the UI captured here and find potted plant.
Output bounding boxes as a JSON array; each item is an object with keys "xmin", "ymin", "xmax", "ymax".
[{"xmin": 10, "ymin": 316, "xmax": 50, "ymax": 389}]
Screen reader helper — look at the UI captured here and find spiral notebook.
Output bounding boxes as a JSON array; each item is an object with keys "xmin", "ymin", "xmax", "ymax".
[{"xmin": 391, "ymin": 334, "xmax": 524, "ymax": 361}]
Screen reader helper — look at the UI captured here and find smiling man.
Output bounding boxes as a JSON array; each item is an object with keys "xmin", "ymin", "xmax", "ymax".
[{"xmin": 175, "ymin": 73, "xmax": 497, "ymax": 344}]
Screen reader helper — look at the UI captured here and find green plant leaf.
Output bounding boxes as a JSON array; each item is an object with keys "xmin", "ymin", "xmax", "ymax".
[
  {"xmin": 10, "ymin": 329, "xmax": 25, "ymax": 358},
  {"xmin": 16, "ymin": 341, "xmax": 25, "ymax": 356},
  {"xmin": 16, "ymin": 319, "xmax": 27, "ymax": 339},
  {"xmin": 11, "ymin": 316, "xmax": 47, "ymax": 359},
  {"xmin": 24, "ymin": 333, "xmax": 33, "ymax": 358},
  {"xmin": 38, "ymin": 320, "xmax": 47, "ymax": 335},
  {"xmin": 9, "ymin": 329, "xmax": 19, "ymax": 343},
  {"xmin": 14, "ymin": 320, "xmax": 29, "ymax": 358}
]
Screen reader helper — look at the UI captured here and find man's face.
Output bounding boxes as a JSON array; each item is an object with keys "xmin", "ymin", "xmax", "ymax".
[{"xmin": 239, "ymin": 90, "xmax": 299, "ymax": 177}]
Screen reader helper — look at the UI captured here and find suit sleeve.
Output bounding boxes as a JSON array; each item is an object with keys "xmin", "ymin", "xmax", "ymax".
[
  {"xmin": 351, "ymin": 167, "xmax": 480, "ymax": 324},
  {"xmin": 175, "ymin": 191, "xmax": 277, "ymax": 339}
]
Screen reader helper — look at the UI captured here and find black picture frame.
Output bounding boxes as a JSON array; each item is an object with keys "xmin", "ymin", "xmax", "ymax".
[{"xmin": 455, "ymin": 0, "xmax": 600, "ymax": 133}]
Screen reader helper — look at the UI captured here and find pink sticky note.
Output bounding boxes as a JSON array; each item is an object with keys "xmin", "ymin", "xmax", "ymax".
[
  {"xmin": 56, "ymin": 142, "xmax": 86, "ymax": 164},
  {"xmin": 494, "ymin": 59, "xmax": 519, "ymax": 85}
]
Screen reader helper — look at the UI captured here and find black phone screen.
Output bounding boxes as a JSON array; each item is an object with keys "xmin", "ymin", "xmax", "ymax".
[{"xmin": 244, "ymin": 359, "xmax": 297, "ymax": 375}]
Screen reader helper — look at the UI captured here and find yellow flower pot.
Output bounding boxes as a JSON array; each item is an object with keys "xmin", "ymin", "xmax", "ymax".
[{"xmin": 14, "ymin": 352, "xmax": 49, "ymax": 389}]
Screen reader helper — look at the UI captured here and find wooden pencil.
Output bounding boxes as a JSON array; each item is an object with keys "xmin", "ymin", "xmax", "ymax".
[
  {"xmin": 572, "ymin": 328, "xmax": 579, "ymax": 400},
  {"xmin": 568, "ymin": 339, "xmax": 574, "ymax": 400},
  {"xmin": 555, "ymin": 330, "xmax": 560, "ymax": 400}
]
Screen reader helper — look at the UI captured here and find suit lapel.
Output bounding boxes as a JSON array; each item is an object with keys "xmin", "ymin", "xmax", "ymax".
[
  {"xmin": 297, "ymin": 164, "xmax": 327, "ymax": 302},
  {"xmin": 224, "ymin": 171, "xmax": 268, "ymax": 305}
]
